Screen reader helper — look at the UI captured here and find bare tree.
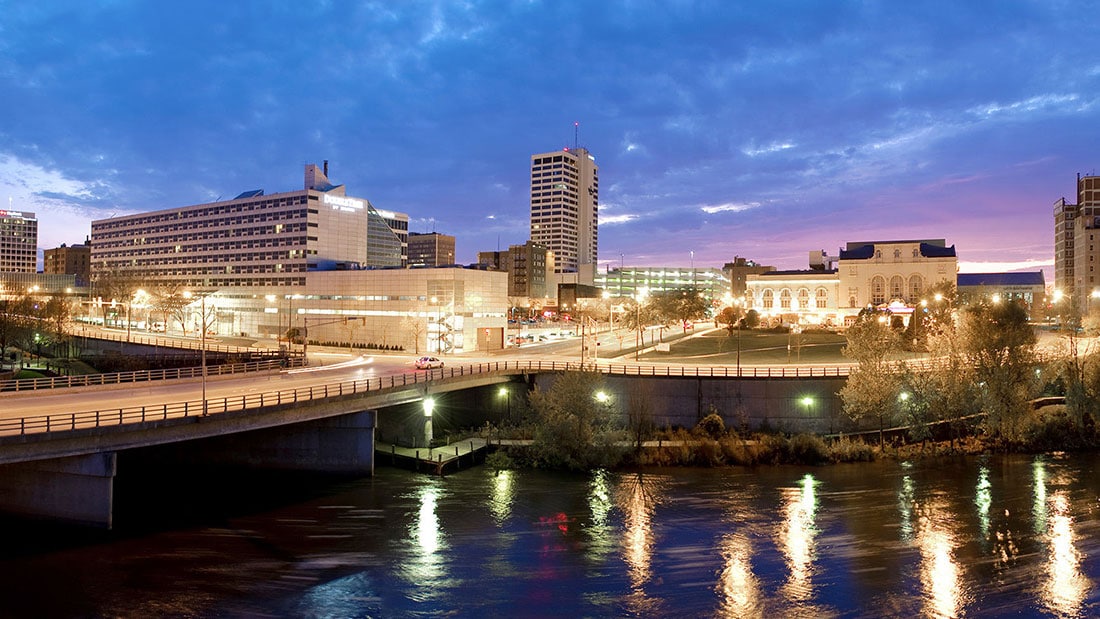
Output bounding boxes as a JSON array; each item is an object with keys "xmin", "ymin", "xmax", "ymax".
[
  {"xmin": 838, "ymin": 309, "xmax": 900, "ymax": 447},
  {"xmin": 402, "ymin": 307, "xmax": 427, "ymax": 354},
  {"xmin": 0, "ymin": 293, "xmax": 33, "ymax": 370},
  {"xmin": 960, "ymin": 300, "xmax": 1038, "ymax": 441}
]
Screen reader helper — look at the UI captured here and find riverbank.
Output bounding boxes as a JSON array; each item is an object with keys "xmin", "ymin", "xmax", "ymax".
[{"xmin": 482, "ymin": 403, "xmax": 1100, "ymax": 471}]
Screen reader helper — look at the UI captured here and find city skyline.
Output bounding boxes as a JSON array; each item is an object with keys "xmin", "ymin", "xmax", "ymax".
[{"xmin": 3, "ymin": 2, "xmax": 1099, "ymax": 276}]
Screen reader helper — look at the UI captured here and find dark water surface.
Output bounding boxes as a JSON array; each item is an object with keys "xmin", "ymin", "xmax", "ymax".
[{"xmin": 2, "ymin": 454, "xmax": 1100, "ymax": 617}]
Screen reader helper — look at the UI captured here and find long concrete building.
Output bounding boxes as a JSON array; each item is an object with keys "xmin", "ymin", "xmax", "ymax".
[{"xmin": 89, "ymin": 164, "xmax": 507, "ymax": 353}]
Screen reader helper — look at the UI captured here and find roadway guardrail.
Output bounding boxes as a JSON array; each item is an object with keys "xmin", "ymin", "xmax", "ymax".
[
  {"xmin": 0, "ymin": 359, "xmax": 929, "ymax": 439},
  {"xmin": 0, "ymin": 358, "xmax": 306, "ymax": 392}
]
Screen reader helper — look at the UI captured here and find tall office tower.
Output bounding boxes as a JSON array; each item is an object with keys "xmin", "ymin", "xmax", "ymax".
[
  {"xmin": 1054, "ymin": 174, "xmax": 1100, "ymax": 304},
  {"xmin": 529, "ymin": 147, "xmax": 598, "ymax": 273},
  {"xmin": 0, "ymin": 208, "xmax": 38, "ymax": 273},
  {"xmin": 408, "ymin": 232, "xmax": 456, "ymax": 267}
]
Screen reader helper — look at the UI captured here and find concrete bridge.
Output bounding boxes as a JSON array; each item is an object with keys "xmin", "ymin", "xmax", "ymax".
[{"xmin": 0, "ymin": 360, "xmax": 861, "ymax": 528}]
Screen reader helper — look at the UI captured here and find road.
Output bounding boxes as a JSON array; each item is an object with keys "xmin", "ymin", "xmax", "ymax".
[{"xmin": 2, "ymin": 354, "xmax": 422, "ymax": 421}]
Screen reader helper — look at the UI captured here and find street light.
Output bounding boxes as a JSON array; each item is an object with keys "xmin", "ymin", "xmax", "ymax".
[
  {"xmin": 634, "ymin": 287, "xmax": 648, "ymax": 361},
  {"xmin": 498, "ymin": 386, "xmax": 511, "ymax": 421},
  {"xmin": 183, "ymin": 290, "xmax": 211, "ymax": 416},
  {"xmin": 423, "ymin": 397, "xmax": 435, "ymax": 447}
]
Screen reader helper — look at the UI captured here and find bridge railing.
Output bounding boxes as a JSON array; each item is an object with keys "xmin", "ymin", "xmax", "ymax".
[
  {"xmin": 76, "ymin": 327, "xmax": 257, "ymax": 355},
  {"xmin": 0, "ymin": 357, "xmax": 306, "ymax": 393},
  {"xmin": 3, "ymin": 359, "xmax": 944, "ymax": 439}
]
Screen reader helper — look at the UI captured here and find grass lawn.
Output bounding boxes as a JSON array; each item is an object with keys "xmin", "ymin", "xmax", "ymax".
[
  {"xmin": 643, "ymin": 328, "xmax": 933, "ymax": 365},
  {"xmin": 641, "ymin": 329, "xmax": 849, "ymax": 364}
]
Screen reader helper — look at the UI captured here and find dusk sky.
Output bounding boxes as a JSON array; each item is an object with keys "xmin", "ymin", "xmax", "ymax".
[{"xmin": 2, "ymin": 1, "xmax": 1098, "ymax": 275}]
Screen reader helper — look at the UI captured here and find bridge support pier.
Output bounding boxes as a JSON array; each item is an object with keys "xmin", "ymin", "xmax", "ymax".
[{"xmin": 0, "ymin": 452, "xmax": 116, "ymax": 528}]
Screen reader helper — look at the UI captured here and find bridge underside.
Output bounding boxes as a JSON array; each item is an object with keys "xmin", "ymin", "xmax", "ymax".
[{"xmin": 0, "ymin": 410, "xmax": 376, "ymax": 529}]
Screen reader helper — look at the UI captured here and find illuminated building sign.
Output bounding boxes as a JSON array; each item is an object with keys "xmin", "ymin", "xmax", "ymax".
[
  {"xmin": 323, "ymin": 194, "xmax": 364, "ymax": 213},
  {"xmin": 0, "ymin": 210, "xmax": 32, "ymax": 219}
]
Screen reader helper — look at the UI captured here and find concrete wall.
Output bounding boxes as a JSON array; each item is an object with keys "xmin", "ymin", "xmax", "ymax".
[
  {"xmin": 143, "ymin": 410, "xmax": 378, "ymax": 475},
  {"xmin": 532, "ymin": 373, "xmax": 856, "ymax": 435},
  {"xmin": 0, "ymin": 452, "xmax": 117, "ymax": 528}
]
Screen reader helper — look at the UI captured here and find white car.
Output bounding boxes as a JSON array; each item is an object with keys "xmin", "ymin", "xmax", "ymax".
[{"xmin": 415, "ymin": 356, "xmax": 444, "ymax": 369}]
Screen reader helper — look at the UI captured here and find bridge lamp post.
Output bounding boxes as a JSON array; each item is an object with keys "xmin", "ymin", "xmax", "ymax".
[
  {"xmin": 634, "ymin": 287, "xmax": 648, "ymax": 361},
  {"xmin": 498, "ymin": 386, "xmax": 510, "ymax": 421},
  {"xmin": 799, "ymin": 395, "xmax": 818, "ymax": 431},
  {"xmin": 184, "ymin": 290, "xmax": 210, "ymax": 416},
  {"xmin": 423, "ymin": 397, "xmax": 435, "ymax": 448}
]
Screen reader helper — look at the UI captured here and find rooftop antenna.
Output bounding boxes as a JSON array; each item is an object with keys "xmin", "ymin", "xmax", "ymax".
[{"xmin": 574, "ymin": 121, "xmax": 579, "ymax": 149}]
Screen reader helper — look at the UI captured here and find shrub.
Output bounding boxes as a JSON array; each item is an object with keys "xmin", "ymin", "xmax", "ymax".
[
  {"xmin": 757, "ymin": 434, "xmax": 790, "ymax": 465},
  {"xmin": 485, "ymin": 449, "xmax": 515, "ymax": 471},
  {"xmin": 1021, "ymin": 407, "xmax": 1099, "ymax": 452},
  {"xmin": 828, "ymin": 436, "xmax": 876, "ymax": 462},
  {"xmin": 696, "ymin": 413, "xmax": 726, "ymax": 439},
  {"xmin": 788, "ymin": 433, "xmax": 829, "ymax": 464}
]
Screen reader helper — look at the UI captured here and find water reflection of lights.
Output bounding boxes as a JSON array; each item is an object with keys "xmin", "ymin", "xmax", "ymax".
[
  {"xmin": 779, "ymin": 474, "xmax": 818, "ymax": 603},
  {"xmin": 489, "ymin": 470, "xmax": 514, "ymax": 526},
  {"xmin": 975, "ymin": 466, "xmax": 992, "ymax": 543},
  {"xmin": 1042, "ymin": 492, "xmax": 1087, "ymax": 617},
  {"xmin": 716, "ymin": 533, "xmax": 762, "ymax": 618},
  {"xmin": 404, "ymin": 485, "xmax": 445, "ymax": 585},
  {"xmin": 619, "ymin": 474, "xmax": 656, "ymax": 589},
  {"xmin": 898, "ymin": 473, "xmax": 915, "ymax": 542},
  {"xmin": 616, "ymin": 473, "xmax": 665, "ymax": 616},
  {"xmin": 589, "ymin": 470, "xmax": 612, "ymax": 527},
  {"xmin": 1033, "ymin": 458, "xmax": 1048, "ymax": 535},
  {"xmin": 584, "ymin": 470, "xmax": 616, "ymax": 562},
  {"xmin": 916, "ymin": 503, "xmax": 963, "ymax": 619}
]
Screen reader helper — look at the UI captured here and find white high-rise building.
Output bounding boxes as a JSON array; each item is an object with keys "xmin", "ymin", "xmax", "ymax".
[
  {"xmin": 90, "ymin": 163, "xmax": 408, "ymax": 289},
  {"xmin": 529, "ymin": 147, "xmax": 598, "ymax": 274}
]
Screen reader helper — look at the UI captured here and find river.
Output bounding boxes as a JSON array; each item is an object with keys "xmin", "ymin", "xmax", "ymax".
[{"xmin": 1, "ymin": 453, "xmax": 1099, "ymax": 617}]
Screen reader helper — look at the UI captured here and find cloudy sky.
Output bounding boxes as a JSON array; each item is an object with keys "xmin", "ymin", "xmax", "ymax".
[{"xmin": 2, "ymin": 1, "xmax": 1097, "ymax": 275}]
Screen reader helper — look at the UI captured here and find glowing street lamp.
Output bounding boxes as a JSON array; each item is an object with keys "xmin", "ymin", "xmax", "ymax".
[
  {"xmin": 183, "ymin": 290, "xmax": 212, "ymax": 416},
  {"xmin": 498, "ymin": 386, "xmax": 511, "ymax": 420},
  {"xmin": 423, "ymin": 397, "xmax": 435, "ymax": 446},
  {"xmin": 634, "ymin": 287, "xmax": 649, "ymax": 361}
]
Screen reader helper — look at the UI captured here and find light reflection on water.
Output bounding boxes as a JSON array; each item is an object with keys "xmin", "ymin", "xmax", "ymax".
[
  {"xmin": 779, "ymin": 473, "xmax": 818, "ymax": 607},
  {"xmin": 1042, "ymin": 488, "xmax": 1089, "ymax": 617},
  {"xmin": 716, "ymin": 532, "xmax": 763, "ymax": 618},
  {"xmin": 402, "ymin": 483, "xmax": 446, "ymax": 594},
  {"xmin": 615, "ymin": 472, "xmax": 666, "ymax": 617},
  {"xmin": 914, "ymin": 498, "xmax": 965, "ymax": 619},
  {"xmin": 489, "ymin": 469, "xmax": 514, "ymax": 526},
  {"xmin": 2, "ymin": 455, "xmax": 1100, "ymax": 616}
]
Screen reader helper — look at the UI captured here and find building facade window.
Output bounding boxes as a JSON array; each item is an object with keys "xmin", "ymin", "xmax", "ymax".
[
  {"xmin": 871, "ymin": 276, "xmax": 886, "ymax": 305},
  {"xmin": 816, "ymin": 287, "xmax": 828, "ymax": 309},
  {"xmin": 780, "ymin": 289, "xmax": 791, "ymax": 309},
  {"xmin": 890, "ymin": 275, "xmax": 904, "ymax": 299},
  {"xmin": 763, "ymin": 289, "xmax": 774, "ymax": 309},
  {"xmin": 908, "ymin": 275, "xmax": 923, "ymax": 301}
]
